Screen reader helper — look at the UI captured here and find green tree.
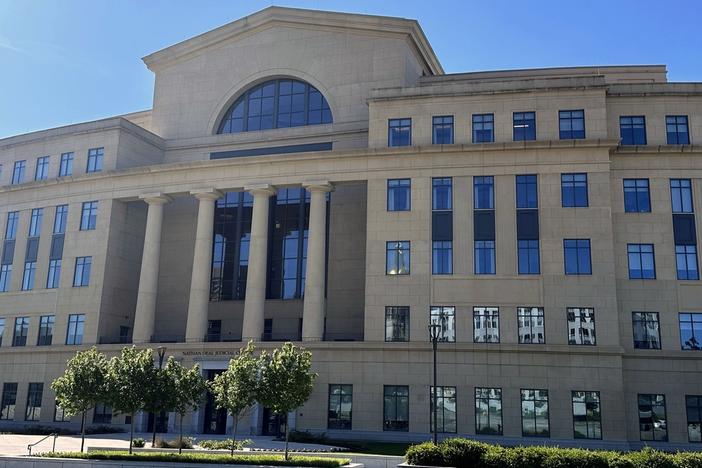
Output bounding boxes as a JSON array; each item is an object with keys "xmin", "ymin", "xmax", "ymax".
[
  {"xmin": 51, "ymin": 347, "xmax": 108, "ymax": 452},
  {"xmin": 210, "ymin": 341, "xmax": 258, "ymax": 454},
  {"xmin": 105, "ymin": 346, "xmax": 158, "ymax": 454},
  {"xmin": 166, "ymin": 357, "xmax": 207, "ymax": 454},
  {"xmin": 143, "ymin": 352, "xmax": 176, "ymax": 448},
  {"xmin": 257, "ymin": 342, "xmax": 318, "ymax": 460}
]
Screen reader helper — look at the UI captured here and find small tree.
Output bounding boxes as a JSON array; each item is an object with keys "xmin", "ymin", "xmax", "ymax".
[
  {"xmin": 257, "ymin": 342, "xmax": 317, "ymax": 460},
  {"xmin": 166, "ymin": 357, "xmax": 207, "ymax": 454},
  {"xmin": 143, "ymin": 355, "xmax": 177, "ymax": 448},
  {"xmin": 210, "ymin": 341, "xmax": 258, "ymax": 455},
  {"xmin": 105, "ymin": 346, "xmax": 158, "ymax": 454},
  {"xmin": 51, "ymin": 347, "xmax": 108, "ymax": 452}
]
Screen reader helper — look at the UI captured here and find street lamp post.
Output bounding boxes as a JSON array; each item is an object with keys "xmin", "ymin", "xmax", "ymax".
[
  {"xmin": 428, "ymin": 319, "xmax": 442, "ymax": 445},
  {"xmin": 152, "ymin": 346, "xmax": 167, "ymax": 447}
]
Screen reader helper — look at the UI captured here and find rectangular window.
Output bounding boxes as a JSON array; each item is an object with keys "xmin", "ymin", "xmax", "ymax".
[
  {"xmin": 513, "ymin": 112, "xmax": 536, "ymax": 141},
  {"xmin": 388, "ymin": 119, "xmax": 411, "ymax": 147},
  {"xmin": 328, "ymin": 384, "xmax": 352, "ymax": 430},
  {"xmin": 561, "ymin": 173, "xmax": 588, "ymax": 207},
  {"xmin": 627, "ymin": 244, "xmax": 656, "ymax": 279},
  {"xmin": 430, "ymin": 386, "xmax": 457, "ymax": 433},
  {"xmin": 680, "ymin": 313, "xmax": 702, "ymax": 350},
  {"xmin": 518, "ymin": 307, "xmax": 545, "ymax": 344},
  {"xmin": 0, "ymin": 318, "xmax": 4, "ymax": 347},
  {"xmin": 521, "ymin": 389, "xmax": 550, "ymax": 437},
  {"xmin": 206, "ymin": 319, "xmax": 221, "ymax": 342},
  {"xmin": 13, "ymin": 317, "xmax": 29, "ymax": 347},
  {"xmin": 633, "ymin": 312, "xmax": 661, "ymax": 349},
  {"xmin": 639, "ymin": 394, "xmax": 667, "ymax": 441},
  {"xmin": 432, "ymin": 177, "xmax": 452, "ymax": 210},
  {"xmin": 383, "ymin": 385, "xmax": 409, "ymax": 431},
  {"xmin": 37, "ymin": 315, "xmax": 55, "ymax": 346},
  {"xmin": 385, "ymin": 306, "xmax": 409, "ymax": 342},
  {"xmin": 73, "ymin": 256, "xmax": 92, "ymax": 286},
  {"xmin": 475, "ymin": 388, "xmax": 502, "ymax": 435},
  {"xmin": 472, "ymin": 113, "xmax": 494, "ymax": 143},
  {"xmin": 93, "ymin": 403, "xmax": 112, "ymax": 424},
  {"xmin": 22, "ymin": 261, "xmax": 36, "ymax": 290},
  {"xmin": 474, "ymin": 176, "xmax": 494, "ymax": 209},
  {"xmin": 620, "ymin": 116, "xmax": 647, "ymax": 145},
  {"xmin": 0, "ymin": 383, "xmax": 18, "ymax": 420},
  {"xmin": 86, "ymin": 147, "xmax": 104, "ymax": 173},
  {"xmin": 432, "ymin": 241, "xmax": 452, "ymax": 275},
  {"xmin": 686, "ymin": 395, "xmax": 702, "ymax": 442},
  {"xmin": 54, "ymin": 401, "xmax": 68, "ymax": 422},
  {"xmin": 47, "ymin": 259, "xmax": 61, "ymax": 288},
  {"xmin": 473, "ymin": 307, "xmax": 499, "ymax": 343},
  {"xmin": 567, "ymin": 308, "xmax": 596, "ymax": 345},
  {"xmin": 29, "ymin": 208, "xmax": 43, "ymax": 237},
  {"xmin": 66, "ymin": 314, "xmax": 85, "ymax": 345},
  {"xmin": 387, "ymin": 179, "xmax": 411, "ymax": 211},
  {"xmin": 671, "ymin": 179, "xmax": 694, "ymax": 213},
  {"xmin": 516, "ymin": 174, "xmax": 538, "ymax": 209},
  {"xmin": 559, "ymin": 110, "xmax": 585, "ymax": 139},
  {"xmin": 572, "ymin": 391, "xmax": 601, "ymax": 439},
  {"xmin": 430, "ymin": 306, "xmax": 455, "ymax": 342},
  {"xmin": 59, "ymin": 152, "xmax": 74, "ymax": 177},
  {"xmin": 676, "ymin": 245, "xmax": 699, "ymax": 280},
  {"xmin": 0, "ymin": 265, "xmax": 12, "ymax": 292},
  {"xmin": 80, "ymin": 201, "xmax": 98, "ymax": 231},
  {"xmin": 564, "ymin": 239, "xmax": 592, "ymax": 275},
  {"xmin": 474, "ymin": 240, "xmax": 496, "ymax": 275},
  {"xmin": 5, "ymin": 211, "xmax": 19, "ymax": 240},
  {"xmin": 666, "ymin": 115, "xmax": 690, "ymax": 145},
  {"xmin": 35, "ymin": 156, "xmax": 49, "ymax": 181},
  {"xmin": 12, "ymin": 160, "xmax": 26, "ymax": 184},
  {"xmin": 623, "ymin": 179, "xmax": 651, "ymax": 213},
  {"xmin": 518, "ymin": 240, "xmax": 540, "ymax": 275},
  {"xmin": 386, "ymin": 241, "xmax": 410, "ymax": 275},
  {"xmin": 53, "ymin": 205, "xmax": 68, "ymax": 235},
  {"xmin": 432, "ymin": 116, "xmax": 454, "ymax": 144},
  {"xmin": 25, "ymin": 383, "xmax": 43, "ymax": 421}
]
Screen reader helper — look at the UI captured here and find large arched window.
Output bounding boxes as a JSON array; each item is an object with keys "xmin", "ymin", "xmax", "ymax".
[{"xmin": 217, "ymin": 78, "xmax": 332, "ymax": 134}]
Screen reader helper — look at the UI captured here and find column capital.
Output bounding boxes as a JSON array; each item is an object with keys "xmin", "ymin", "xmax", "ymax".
[
  {"xmin": 190, "ymin": 188, "xmax": 223, "ymax": 201},
  {"xmin": 139, "ymin": 192, "xmax": 172, "ymax": 205},
  {"xmin": 245, "ymin": 183, "xmax": 276, "ymax": 198},
  {"xmin": 302, "ymin": 180, "xmax": 334, "ymax": 193}
]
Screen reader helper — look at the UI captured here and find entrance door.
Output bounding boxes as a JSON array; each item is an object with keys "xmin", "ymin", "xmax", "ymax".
[
  {"xmin": 261, "ymin": 407, "xmax": 287, "ymax": 437},
  {"xmin": 203, "ymin": 370, "xmax": 227, "ymax": 434},
  {"xmin": 147, "ymin": 411, "xmax": 169, "ymax": 433}
]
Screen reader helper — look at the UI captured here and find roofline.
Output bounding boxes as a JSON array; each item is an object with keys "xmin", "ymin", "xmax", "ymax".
[
  {"xmin": 142, "ymin": 6, "xmax": 444, "ymax": 75},
  {"xmin": 422, "ymin": 65, "xmax": 667, "ymax": 83}
]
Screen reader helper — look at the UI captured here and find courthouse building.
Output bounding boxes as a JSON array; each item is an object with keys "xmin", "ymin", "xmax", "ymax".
[{"xmin": 1, "ymin": 6, "xmax": 702, "ymax": 449}]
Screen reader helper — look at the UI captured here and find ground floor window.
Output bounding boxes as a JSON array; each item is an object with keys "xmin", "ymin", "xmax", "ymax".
[
  {"xmin": 54, "ymin": 401, "xmax": 68, "ymax": 422},
  {"xmin": 572, "ymin": 391, "xmax": 601, "ymax": 439},
  {"xmin": 473, "ymin": 307, "xmax": 499, "ymax": 343},
  {"xmin": 686, "ymin": 395, "xmax": 702, "ymax": 442},
  {"xmin": 0, "ymin": 383, "xmax": 18, "ymax": 420},
  {"xmin": 521, "ymin": 389, "xmax": 549, "ymax": 437},
  {"xmin": 475, "ymin": 387, "xmax": 502, "ymax": 435},
  {"xmin": 328, "ymin": 384, "xmax": 352, "ymax": 430},
  {"xmin": 638, "ymin": 394, "xmax": 667, "ymax": 441},
  {"xmin": 430, "ymin": 386, "xmax": 456, "ymax": 433},
  {"xmin": 25, "ymin": 383, "xmax": 43, "ymax": 421},
  {"xmin": 385, "ymin": 306, "xmax": 409, "ymax": 342},
  {"xmin": 518, "ymin": 307, "xmax": 545, "ymax": 344},
  {"xmin": 383, "ymin": 385, "xmax": 409, "ymax": 431},
  {"xmin": 93, "ymin": 403, "xmax": 112, "ymax": 424}
]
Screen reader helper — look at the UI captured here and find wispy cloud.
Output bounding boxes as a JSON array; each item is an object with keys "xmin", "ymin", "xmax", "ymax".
[{"xmin": 0, "ymin": 36, "xmax": 26, "ymax": 54}]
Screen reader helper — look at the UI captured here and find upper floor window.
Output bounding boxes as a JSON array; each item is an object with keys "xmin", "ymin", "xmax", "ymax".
[
  {"xmin": 81, "ymin": 201, "xmax": 98, "ymax": 231},
  {"xmin": 561, "ymin": 173, "xmax": 588, "ymax": 207},
  {"xmin": 559, "ymin": 110, "xmax": 585, "ymax": 139},
  {"xmin": 59, "ymin": 152, "xmax": 74, "ymax": 177},
  {"xmin": 620, "ymin": 116, "xmax": 647, "ymax": 145},
  {"xmin": 432, "ymin": 115, "xmax": 454, "ymax": 144},
  {"xmin": 13, "ymin": 317, "xmax": 29, "ymax": 347},
  {"xmin": 430, "ymin": 306, "xmax": 455, "ymax": 342},
  {"xmin": 0, "ymin": 318, "xmax": 4, "ymax": 347},
  {"xmin": 624, "ymin": 179, "xmax": 651, "ymax": 213},
  {"xmin": 518, "ymin": 307, "xmax": 545, "ymax": 344},
  {"xmin": 387, "ymin": 179, "xmax": 410, "ymax": 211},
  {"xmin": 73, "ymin": 256, "xmax": 92, "ymax": 287},
  {"xmin": 86, "ymin": 147, "xmax": 103, "ymax": 173},
  {"xmin": 680, "ymin": 313, "xmax": 702, "ymax": 350},
  {"xmin": 385, "ymin": 306, "xmax": 409, "ymax": 342},
  {"xmin": 513, "ymin": 112, "xmax": 536, "ymax": 141},
  {"xmin": 217, "ymin": 79, "xmax": 332, "ymax": 134},
  {"xmin": 516, "ymin": 175, "xmax": 538, "ymax": 209},
  {"xmin": 564, "ymin": 239, "xmax": 592, "ymax": 275},
  {"xmin": 632, "ymin": 312, "xmax": 660, "ymax": 349},
  {"xmin": 474, "ymin": 307, "xmax": 499, "ymax": 343},
  {"xmin": 671, "ymin": 179, "xmax": 693, "ymax": 213},
  {"xmin": 627, "ymin": 244, "xmax": 656, "ymax": 279},
  {"xmin": 666, "ymin": 115, "xmax": 689, "ymax": 145},
  {"xmin": 12, "ymin": 160, "xmax": 26, "ymax": 185},
  {"xmin": 386, "ymin": 241, "xmax": 410, "ymax": 275},
  {"xmin": 567, "ymin": 308, "xmax": 596, "ymax": 345},
  {"xmin": 53, "ymin": 205, "xmax": 68, "ymax": 235},
  {"xmin": 388, "ymin": 118, "xmax": 411, "ymax": 147},
  {"xmin": 5, "ymin": 211, "xmax": 19, "ymax": 240},
  {"xmin": 66, "ymin": 314, "xmax": 85, "ymax": 345},
  {"xmin": 432, "ymin": 177, "xmax": 452, "ymax": 210},
  {"xmin": 472, "ymin": 114, "xmax": 494, "ymax": 143},
  {"xmin": 474, "ymin": 176, "xmax": 494, "ymax": 209},
  {"xmin": 29, "ymin": 208, "xmax": 43, "ymax": 237},
  {"xmin": 35, "ymin": 156, "xmax": 49, "ymax": 181}
]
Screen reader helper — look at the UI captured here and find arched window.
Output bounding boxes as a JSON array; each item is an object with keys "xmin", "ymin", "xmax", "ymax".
[{"xmin": 217, "ymin": 78, "xmax": 332, "ymax": 134}]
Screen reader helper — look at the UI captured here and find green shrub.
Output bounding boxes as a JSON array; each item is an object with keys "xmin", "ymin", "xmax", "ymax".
[
  {"xmin": 442, "ymin": 438, "xmax": 489, "ymax": 467},
  {"xmin": 199, "ymin": 439, "xmax": 253, "ymax": 450},
  {"xmin": 154, "ymin": 437, "xmax": 194, "ymax": 449},
  {"xmin": 40, "ymin": 451, "xmax": 350, "ymax": 467},
  {"xmin": 406, "ymin": 442, "xmax": 445, "ymax": 467},
  {"xmin": 85, "ymin": 425, "xmax": 126, "ymax": 435},
  {"xmin": 131, "ymin": 438, "xmax": 145, "ymax": 448}
]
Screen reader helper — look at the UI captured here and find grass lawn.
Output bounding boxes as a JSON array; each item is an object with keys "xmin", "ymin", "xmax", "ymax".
[{"xmin": 329, "ymin": 440, "xmax": 412, "ymax": 456}]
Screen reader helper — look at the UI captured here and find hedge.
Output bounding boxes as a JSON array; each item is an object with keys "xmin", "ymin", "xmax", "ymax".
[
  {"xmin": 40, "ymin": 451, "xmax": 351, "ymax": 467},
  {"xmin": 405, "ymin": 439, "xmax": 702, "ymax": 468}
]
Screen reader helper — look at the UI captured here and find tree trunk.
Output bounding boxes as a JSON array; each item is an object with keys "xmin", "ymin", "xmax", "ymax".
[
  {"xmin": 151, "ymin": 411, "xmax": 158, "ymax": 447},
  {"xmin": 284, "ymin": 417, "xmax": 290, "ymax": 461},
  {"xmin": 179, "ymin": 413, "xmax": 184, "ymax": 455},
  {"xmin": 129, "ymin": 413, "xmax": 135, "ymax": 454},
  {"xmin": 231, "ymin": 414, "xmax": 239, "ymax": 456},
  {"xmin": 80, "ymin": 411, "xmax": 86, "ymax": 452}
]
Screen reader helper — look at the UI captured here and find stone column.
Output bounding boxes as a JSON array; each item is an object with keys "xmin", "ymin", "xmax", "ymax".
[
  {"xmin": 241, "ymin": 184, "xmax": 276, "ymax": 341},
  {"xmin": 132, "ymin": 193, "xmax": 171, "ymax": 344},
  {"xmin": 185, "ymin": 188, "xmax": 222, "ymax": 342},
  {"xmin": 302, "ymin": 181, "xmax": 334, "ymax": 341}
]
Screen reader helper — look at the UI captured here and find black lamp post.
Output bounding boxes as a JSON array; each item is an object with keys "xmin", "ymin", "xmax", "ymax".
[
  {"xmin": 151, "ymin": 346, "xmax": 167, "ymax": 447},
  {"xmin": 428, "ymin": 318, "xmax": 443, "ymax": 445}
]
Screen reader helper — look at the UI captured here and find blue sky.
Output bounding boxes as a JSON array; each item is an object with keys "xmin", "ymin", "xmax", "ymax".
[{"xmin": 1, "ymin": 0, "xmax": 701, "ymax": 139}]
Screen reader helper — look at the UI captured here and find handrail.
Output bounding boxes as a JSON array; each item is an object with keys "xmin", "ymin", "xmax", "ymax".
[{"xmin": 27, "ymin": 433, "xmax": 58, "ymax": 456}]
